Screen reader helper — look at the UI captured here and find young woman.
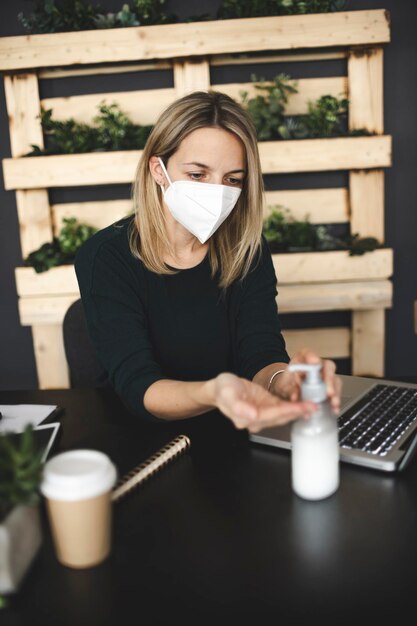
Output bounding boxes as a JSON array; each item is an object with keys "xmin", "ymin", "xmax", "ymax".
[{"xmin": 75, "ymin": 90, "xmax": 341, "ymax": 433}]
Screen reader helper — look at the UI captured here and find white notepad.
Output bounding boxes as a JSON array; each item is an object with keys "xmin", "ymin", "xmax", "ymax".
[{"xmin": 0, "ymin": 404, "xmax": 61, "ymax": 434}]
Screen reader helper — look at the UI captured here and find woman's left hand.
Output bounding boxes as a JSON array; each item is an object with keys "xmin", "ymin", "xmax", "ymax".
[{"xmin": 271, "ymin": 349, "xmax": 342, "ymax": 414}]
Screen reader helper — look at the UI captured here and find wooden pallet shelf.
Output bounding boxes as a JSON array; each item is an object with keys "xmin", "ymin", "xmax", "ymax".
[
  {"xmin": 2, "ymin": 135, "xmax": 392, "ymax": 190},
  {"xmin": 0, "ymin": 10, "xmax": 392, "ymax": 387},
  {"xmin": 0, "ymin": 11, "xmax": 389, "ymax": 70}
]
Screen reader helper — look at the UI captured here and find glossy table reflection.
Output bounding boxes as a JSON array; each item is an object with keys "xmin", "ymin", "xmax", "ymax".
[{"xmin": 1, "ymin": 380, "xmax": 417, "ymax": 625}]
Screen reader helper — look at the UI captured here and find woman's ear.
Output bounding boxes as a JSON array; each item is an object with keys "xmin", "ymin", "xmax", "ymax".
[{"xmin": 149, "ymin": 155, "xmax": 166, "ymax": 187}]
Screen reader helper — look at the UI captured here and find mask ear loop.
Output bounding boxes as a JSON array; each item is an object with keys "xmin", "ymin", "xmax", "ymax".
[{"xmin": 158, "ymin": 157, "xmax": 173, "ymax": 190}]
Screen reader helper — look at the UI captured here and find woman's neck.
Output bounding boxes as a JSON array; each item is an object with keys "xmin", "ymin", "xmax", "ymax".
[{"xmin": 163, "ymin": 208, "xmax": 208, "ymax": 265}]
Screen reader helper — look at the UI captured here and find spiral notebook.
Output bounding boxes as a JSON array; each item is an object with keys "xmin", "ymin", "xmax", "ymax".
[{"xmin": 111, "ymin": 434, "xmax": 191, "ymax": 502}]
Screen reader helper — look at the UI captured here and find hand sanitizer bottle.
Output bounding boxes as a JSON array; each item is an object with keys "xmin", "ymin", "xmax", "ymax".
[{"xmin": 288, "ymin": 363, "xmax": 339, "ymax": 500}]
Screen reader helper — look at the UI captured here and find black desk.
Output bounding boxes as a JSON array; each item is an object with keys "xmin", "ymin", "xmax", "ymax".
[{"xmin": 2, "ymin": 381, "xmax": 417, "ymax": 625}]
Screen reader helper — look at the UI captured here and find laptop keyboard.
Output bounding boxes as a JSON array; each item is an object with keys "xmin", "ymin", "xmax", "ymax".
[{"xmin": 338, "ymin": 384, "xmax": 417, "ymax": 456}]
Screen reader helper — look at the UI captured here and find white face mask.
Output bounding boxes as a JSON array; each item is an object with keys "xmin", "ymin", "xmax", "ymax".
[{"xmin": 158, "ymin": 157, "xmax": 241, "ymax": 244}]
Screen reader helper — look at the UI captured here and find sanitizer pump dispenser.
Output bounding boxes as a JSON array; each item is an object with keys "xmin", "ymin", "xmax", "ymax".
[{"xmin": 288, "ymin": 363, "xmax": 339, "ymax": 500}]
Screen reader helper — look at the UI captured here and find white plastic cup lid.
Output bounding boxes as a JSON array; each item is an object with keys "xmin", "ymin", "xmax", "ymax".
[{"xmin": 40, "ymin": 449, "xmax": 117, "ymax": 501}]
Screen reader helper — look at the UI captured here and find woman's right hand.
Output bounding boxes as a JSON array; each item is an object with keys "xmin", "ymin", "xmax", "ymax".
[{"xmin": 210, "ymin": 372, "xmax": 317, "ymax": 433}]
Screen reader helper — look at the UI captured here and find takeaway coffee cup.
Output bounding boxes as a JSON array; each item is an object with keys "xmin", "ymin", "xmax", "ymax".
[{"xmin": 41, "ymin": 450, "xmax": 117, "ymax": 569}]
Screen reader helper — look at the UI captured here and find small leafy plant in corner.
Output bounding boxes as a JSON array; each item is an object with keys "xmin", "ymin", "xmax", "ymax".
[
  {"xmin": 286, "ymin": 94, "xmax": 370, "ymax": 139},
  {"xmin": 337, "ymin": 234, "xmax": 381, "ymax": 256},
  {"xmin": 24, "ymin": 217, "xmax": 97, "ymax": 273},
  {"xmin": 0, "ymin": 425, "xmax": 45, "ymax": 606},
  {"xmin": 263, "ymin": 207, "xmax": 379, "ymax": 255},
  {"xmin": 280, "ymin": 94, "xmax": 351, "ymax": 139},
  {"xmin": 241, "ymin": 75, "xmax": 370, "ymax": 140},
  {"xmin": 26, "ymin": 102, "xmax": 154, "ymax": 156},
  {"xmin": 239, "ymin": 75, "xmax": 335, "ymax": 141},
  {"xmin": 240, "ymin": 73, "xmax": 298, "ymax": 141},
  {"xmin": 0, "ymin": 425, "xmax": 44, "ymax": 523},
  {"xmin": 304, "ymin": 94, "xmax": 349, "ymax": 137},
  {"xmin": 263, "ymin": 206, "xmax": 332, "ymax": 252}
]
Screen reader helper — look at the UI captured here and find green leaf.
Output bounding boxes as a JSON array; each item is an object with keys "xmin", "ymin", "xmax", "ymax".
[
  {"xmin": 24, "ymin": 217, "xmax": 98, "ymax": 273},
  {"xmin": 25, "ymin": 102, "xmax": 154, "ymax": 156},
  {"xmin": 262, "ymin": 205, "xmax": 376, "ymax": 255},
  {"xmin": 0, "ymin": 424, "xmax": 44, "ymax": 520}
]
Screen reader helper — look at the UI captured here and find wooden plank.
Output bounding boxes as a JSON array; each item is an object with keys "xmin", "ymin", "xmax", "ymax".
[
  {"xmin": 31, "ymin": 324, "xmax": 70, "ymax": 388},
  {"xmin": 348, "ymin": 48, "xmax": 385, "ymax": 242},
  {"xmin": 52, "ymin": 200, "xmax": 132, "ymax": 233},
  {"xmin": 0, "ymin": 11, "xmax": 390, "ymax": 71},
  {"xmin": 348, "ymin": 47, "xmax": 383, "ymax": 134},
  {"xmin": 265, "ymin": 188, "xmax": 348, "ymax": 224},
  {"xmin": 15, "ymin": 265, "xmax": 79, "ymax": 297},
  {"xmin": 283, "ymin": 327, "xmax": 350, "ymax": 359},
  {"xmin": 349, "ymin": 170, "xmax": 384, "ymax": 240},
  {"xmin": 16, "ymin": 189, "xmax": 54, "ymax": 257},
  {"xmin": 3, "ymin": 72, "xmax": 53, "ymax": 254},
  {"xmin": 272, "ymin": 248, "xmax": 393, "ymax": 284},
  {"xmin": 259, "ymin": 135, "xmax": 392, "ymax": 174},
  {"xmin": 278, "ymin": 280, "xmax": 392, "ymax": 313},
  {"xmin": 173, "ymin": 59, "xmax": 211, "ymax": 97},
  {"xmin": 41, "ymin": 88, "xmax": 176, "ymax": 126},
  {"xmin": 220, "ymin": 77, "xmax": 347, "ymax": 116},
  {"xmin": 2, "ymin": 150, "xmax": 141, "ymax": 189},
  {"xmin": 3, "ymin": 73, "xmax": 44, "ymax": 157},
  {"xmin": 39, "ymin": 60, "xmax": 172, "ymax": 79},
  {"xmin": 19, "ymin": 295, "xmax": 80, "ymax": 326},
  {"xmin": 2, "ymin": 136, "xmax": 392, "ymax": 190},
  {"xmin": 211, "ymin": 51, "xmax": 348, "ymax": 65},
  {"xmin": 352, "ymin": 309, "xmax": 385, "ymax": 376}
]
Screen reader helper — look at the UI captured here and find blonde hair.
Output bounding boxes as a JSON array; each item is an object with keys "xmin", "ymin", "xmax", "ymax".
[{"xmin": 129, "ymin": 90, "xmax": 264, "ymax": 289}]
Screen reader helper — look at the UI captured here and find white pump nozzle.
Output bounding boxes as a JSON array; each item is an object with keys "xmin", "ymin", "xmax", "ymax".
[
  {"xmin": 287, "ymin": 363, "xmax": 326, "ymax": 403},
  {"xmin": 287, "ymin": 363, "xmax": 322, "ymax": 382}
]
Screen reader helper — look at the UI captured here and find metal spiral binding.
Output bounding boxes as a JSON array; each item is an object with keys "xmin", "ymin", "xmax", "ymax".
[{"xmin": 111, "ymin": 434, "xmax": 191, "ymax": 502}]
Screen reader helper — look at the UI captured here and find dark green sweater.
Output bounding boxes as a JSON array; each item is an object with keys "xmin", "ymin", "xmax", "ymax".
[{"xmin": 75, "ymin": 216, "xmax": 289, "ymax": 422}]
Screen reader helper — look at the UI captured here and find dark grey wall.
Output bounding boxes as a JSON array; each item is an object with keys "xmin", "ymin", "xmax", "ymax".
[{"xmin": 1, "ymin": 0, "xmax": 416, "ymax": 390}]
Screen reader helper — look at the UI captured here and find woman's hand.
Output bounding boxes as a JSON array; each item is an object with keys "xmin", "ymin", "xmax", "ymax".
[
  {"xmin": 271, "ymin": 349, "xmax": 342, "ymax": 413},
  {"xmin": 211, "ymin": 372, "xmax": 317, "ymax": 433}
]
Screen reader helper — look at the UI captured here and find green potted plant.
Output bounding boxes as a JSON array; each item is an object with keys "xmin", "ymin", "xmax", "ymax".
[
  {"xmin": 0, "ymin": 425, "xmax": 44, "ymax": 596},
  {"xmin": 263, "ymin": 206, "xmax": 379, "ymax": 255},
  {"xmin": 263, "ymin": 206, "xmax": 333, "ymax": 252},
  {"xmin": 25, "ymin": 102, "xmax": 153, "ymax": 156},
  {"xmin": 24, "ymin": 217, "xmax": 97, "ymax": 273},
  {"xmin": 240, "ymin": 74, "xmax": 367, "ymax": 141}
]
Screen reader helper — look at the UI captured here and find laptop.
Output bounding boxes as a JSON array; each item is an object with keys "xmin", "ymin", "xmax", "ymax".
[{"xmin": 249, "ymin": 374, "xmax": 417, "ymax": 472}]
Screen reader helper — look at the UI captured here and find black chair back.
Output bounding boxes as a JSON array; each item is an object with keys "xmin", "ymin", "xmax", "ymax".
[{"xmin": 63, "ymin": 299, "xmax": 100, "ymax": 388}]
